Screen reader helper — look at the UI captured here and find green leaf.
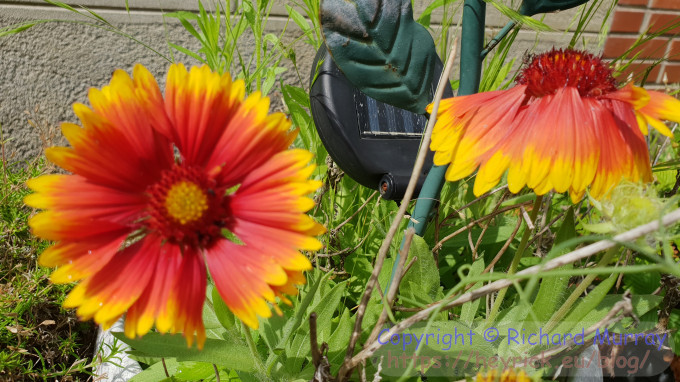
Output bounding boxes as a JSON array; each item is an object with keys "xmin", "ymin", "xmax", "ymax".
[
  {"xmin": 320, "ymin": 0, "xmax": 438, "ymax": 113},
  {"xmin": 551, "ymin": 274, "xmax": 617, "ymax": 335},
  {"xmin": 43, "ymin": 0, "xmax": 79, "ymax": 14},
  {"xmin": 165, "ymin": 11, "xmax": 200, "ymax": 21},
  {"xmin": 344, "ymin": 252, "xmax": 373, "ymax": 280},
  {"xmin": 581, "ymin": 222, "xmax": 616, "ymax": 234},
  {"xmin": 283, "ymin": 85, "xmax": 311, "ymax": 108},
  {"xmin": 264, "ymin": 270, "xmax": 331, "ymax": 363},
  {"xmin": 485, "ymin": 0, "xmax": 552, "ymax": 31},
  {"xmin": 528, "ymin": 208, "xmax": 576, "ymax": 325},
  {"xmin": 261, "ymin": 66, "xmax": 286, "ymax": 96},
  {"xmin": 286, "ymin": 5, "xmax": 313, "ymax": 36},
  {"xmin": 622, "ymin": 258, "xmax": 661, "ymax": 295},
  {"xmin": 580, "ymin": 294, "xmax": 663, "ymax": 331},
  {"xmin": 460, "ymin": 257, "xmax": 485, "ymax": 327},
  {"xmin": 285, "ymin": 281, "xmax": 347, "ymax": 371},
  {"xmin": 441, "ymin": 221, "xmax": 517, "ymax": 249},
  {"xmin": 0, "ymin": 22, "xmax": 38, "ymax": 37},
  {"xmin": 112, "ymin": 332, "xmax": 254, "ymax": 371},
  {"xmin": 79, "ymin": 5, "xmax": 114, "ymax": 27},
  {"xmin": 416, "ymin": 0, "xmax": 457, "ymax": 27},
  {"xmin": 326, "ymin": 308, "xmax": 353, "ymax": 374},
  {"xmin": 211, "ymin": 287, "xmax": 236, "ymax": 330},
  {"xmin": 130, "ymin": 358, "xmax": 180, "ymax": 382},
  {"xmin": 371, "ymin": 321, "xmax": 496, "ymax": 378},
  {"xmin": 400, "ymin": 236, "xmax": 440, "ymax": 301},
  {"xmin": 655, "ymin": 170, "xmax": 677, "ymax": 192},
  {"xmin": 494, "ymin": 303, "xmax": 530, "ymax": 333},
  {"xmin": 173, "ymin": 361, "xmax": 220, "ymax": 380},
  {"xmin": 668, "ymin": 309, "xmax": 680, "ymax": 354}
]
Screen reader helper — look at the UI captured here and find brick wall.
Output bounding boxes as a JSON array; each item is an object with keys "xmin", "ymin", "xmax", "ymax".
[{"xmin": 603, "ymin": 0, "xmax": 680, "ymax": 85}]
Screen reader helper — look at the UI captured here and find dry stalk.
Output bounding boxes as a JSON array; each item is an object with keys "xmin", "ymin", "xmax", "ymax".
[
  {"xmin": 336, "ymin": 38, "xmax": 460, "ymax": 381},
  {"xmin": 345, "ymin": 208, "xmax": 680, "ymax": 371}
]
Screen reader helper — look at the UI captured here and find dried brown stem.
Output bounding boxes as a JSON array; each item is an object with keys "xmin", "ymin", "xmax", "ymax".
[
  {"xmin": 332, "ymin": 191, "xmax": 379, "ymax": 234},
  {"xmin": 345, "ymin": 208, "xmax": 680, "ymax": 371},
  {"xmin": 365, "ymin": 228, "xmax": 416, "ymax": 346},
  {"xmin": 544, "ymin": 292, "xmax": 635, "ymax": 360},
  {"xmin": 479, "ymin": 216, "xmax": 523, "ymax": 276},
  {"xmin": 336, "ymin": 39, "xmax": 459, "ymax": 381},
  {"xmin": 310, "ymin": 313, "xmax": 321, "ymax": 367},
  {"xmin": 433, "ymin": 201, "xmax": 532, "ymax": 253},
  {"xmin": 472, "ymin": 191, "xmax": 509, "ymax": 259},
  {"xmin": 439, "ymin": 185, "xmax": 508, "ymax": 225}
]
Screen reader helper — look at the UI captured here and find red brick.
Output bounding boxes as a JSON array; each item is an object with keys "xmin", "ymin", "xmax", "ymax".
[
  {"xmin": 648, "ymin": 13, "xmax": 680, "ymax": 35},
  {"xmin": 613, "ymin": 62, "xmax": 662, "ymax": 83},
  {"xmin": 651, "ymin": 0, "xmax": 680, "ymax": 10},
  {"xmin": 669, "ymin": 39, "xmax": 680, "ymax": 60},
  {"xmin": 603, "ymin": 36, "xmax": 669, "ymax": 59},
  {"xmin": 610, "ymin": 10, "xmax": 645, "ymax": 33},
  {"xmin": 663, "ymin": 62, "xmax": 680, "ymax": 83}
]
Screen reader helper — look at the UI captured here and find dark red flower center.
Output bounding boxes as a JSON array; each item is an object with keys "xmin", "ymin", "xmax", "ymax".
[
  {"xmin": 516, "ymin": 48, "xmax": 617, "ymax": 98},
  {"xmin": 145, "ymin": 165, "xmax": 232, "ymax": 248}
]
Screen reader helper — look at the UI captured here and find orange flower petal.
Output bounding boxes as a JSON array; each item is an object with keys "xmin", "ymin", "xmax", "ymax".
[{"xmin": 124, "ymin": 239, "xmax": 182, "ymax": 338}]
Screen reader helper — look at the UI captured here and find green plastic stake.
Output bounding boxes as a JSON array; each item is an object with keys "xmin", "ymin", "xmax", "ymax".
[
  {"xmin": 408, "ymin": 0, "xmax": 486, "ymax": 237},
  {"xmin": 385, "ymin": 0, "xmax": 487, "ymax": 295}
]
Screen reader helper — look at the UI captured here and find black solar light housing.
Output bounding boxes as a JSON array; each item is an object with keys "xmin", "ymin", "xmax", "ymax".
[{"xmin": 309, "ymin": 46, "xmax": 454, "ymax": 200}]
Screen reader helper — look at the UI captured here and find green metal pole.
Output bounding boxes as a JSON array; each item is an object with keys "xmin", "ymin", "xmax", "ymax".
[
  {"xmin": 408, "ymin": 0, "xmax": 486, "ymax": 237},
  {"xmin": 385, "ymin": 0, "xmax": 488, "ymax": 295}
]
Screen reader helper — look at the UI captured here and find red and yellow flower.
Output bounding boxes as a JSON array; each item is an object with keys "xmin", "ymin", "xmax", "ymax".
[
  {"xmin": 25, "ymin": 63, "xmax": 325, "ymax": 348},
  {"xmin": 475, "ymin": 368, "xmax": 532, "ymax": 382},
  {"xmin": 428, "ymin": 48, "xmax": 680, "ymax": 202}
]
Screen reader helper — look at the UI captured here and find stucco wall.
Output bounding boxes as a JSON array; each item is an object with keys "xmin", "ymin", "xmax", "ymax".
[{"xmin": 0, "ymin": 0, "xmax": 613, "ymax": 163}]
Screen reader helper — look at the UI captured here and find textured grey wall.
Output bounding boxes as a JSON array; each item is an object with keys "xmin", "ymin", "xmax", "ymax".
[{"xmin": 0, "ymin": 0, "xmax": 612, "ymax": 163}]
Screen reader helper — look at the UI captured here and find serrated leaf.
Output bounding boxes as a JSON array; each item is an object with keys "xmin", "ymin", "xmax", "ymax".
[
  {"xmin": 112, "ymin": 332, "xmax": 254, "ymax": 371},
  {"xmin": 320, "ymin": 0, "xmax": 438, "ymax": 113},
  {"xmin": 655, "ymin": 170, "xmax": 676, "ymax": 191}
]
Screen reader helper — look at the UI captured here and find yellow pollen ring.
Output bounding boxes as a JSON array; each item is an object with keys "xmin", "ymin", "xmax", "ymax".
[{"xmin": 164, "ymin": 181, "xmax": 209, "ymax": 225}]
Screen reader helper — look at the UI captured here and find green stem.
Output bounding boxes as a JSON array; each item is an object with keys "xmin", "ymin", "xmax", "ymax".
[
  {"xmin": 486, "ymin": 195, "xmax": 543, "ymax": 324},
  {"xmin": 386, "ymin": 0, "xmax": 487, "ymax": 296},
  {"xmin": 242, "ymin": 321, "xmax": 265, "ymax": 375},
  {"xmin": 409, "ymin": 0, "xmax": 487, "ymax": 237},
  {"xmin": 542, "ymin": 247, "xmax": 618, "ymax": 334}
]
